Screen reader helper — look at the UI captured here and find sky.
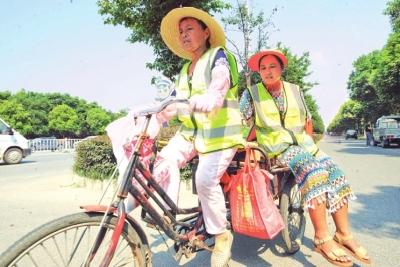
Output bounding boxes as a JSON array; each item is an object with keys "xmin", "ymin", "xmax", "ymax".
[{"xmin": 0, "ymin": 0, "xmax": 392, "ymax": 126}]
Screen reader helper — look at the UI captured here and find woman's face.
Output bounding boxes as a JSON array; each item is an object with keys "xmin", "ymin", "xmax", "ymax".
[
  {"xmin": 179, "ymin": 18, "xmax": 210, "ymax": 54},
  {"xmin": 258, "ymin": 55, "xmax": 283, "ymax": 85}
]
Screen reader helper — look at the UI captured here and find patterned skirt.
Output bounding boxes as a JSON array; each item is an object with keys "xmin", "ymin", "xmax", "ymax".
[{"xmin": 278, "ymin": 146, "xmax": 356, "ymax": 213}]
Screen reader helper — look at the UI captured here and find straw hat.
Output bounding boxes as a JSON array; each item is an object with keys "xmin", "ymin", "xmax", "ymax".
[
  {"xmin": 161, "ymin": 7, "xmax": 225, "ymax": 60},
  {"xmin": 248, "ymin": 49, "xmax": 288, "ymax": 72}
]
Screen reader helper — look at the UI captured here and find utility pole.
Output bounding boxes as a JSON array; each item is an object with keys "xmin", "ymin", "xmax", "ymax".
[{"xmin": 244, "ymin": 0, "xmax": 252, "ymax": 88}]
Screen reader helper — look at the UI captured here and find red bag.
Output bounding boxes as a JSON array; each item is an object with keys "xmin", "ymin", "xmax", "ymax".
[{"xmin": 230, "ymin": 148, "xmax": 284, "ymax": 239}]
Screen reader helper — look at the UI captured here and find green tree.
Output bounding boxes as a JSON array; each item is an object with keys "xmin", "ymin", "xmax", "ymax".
[
  {"xmin": 279, "ymin": 46, "xmax": 324, "ymax": 133},
  {"xmin": 0, "ymin": 99, "xmax": 32, "ymax": 135},
  {"xmin": 304, "ymin": 94, "xmax": 324, "ymax": 134},
  {"xmin": 86, "ymin": 107, "xmax": 112, "ymax": 135},
  {"xmin": 1, "ymin": 90, "xmax": 117, "ymax": 138},
  {"xmin": 221, "ymin": 3, "xmax": 323, "ymax": 132},
  {"xmin": 384, "ymin": 0, "xmax": 400, "ymax": 32},
  {"xmin": 327, "ymin": 100, "xmax": 363, "ymax": 133},
  {"xmin": 345, "ymin": 1, "xmax": 400, "ymax": 124},
  {"xmin": 347, "ymin": 51, "xmax": 385, "ymax": 123},
  {"xmin": 280, "ymin": 45, "xmax": 318, "ymax": 93},
  {"xmin": 0, "ymin": 91, "xmax": 11, "ymax": 101},
  {"xmin": 373, "ymin": 31, "xmax": 400, "ymax": 114},
  {"xmin": 97, "ymin": 0, "xmax": 228, "ymax": 80},
  {"xmin": 48, "ymin": 104, "xmax": 80, "ymax": 137}
]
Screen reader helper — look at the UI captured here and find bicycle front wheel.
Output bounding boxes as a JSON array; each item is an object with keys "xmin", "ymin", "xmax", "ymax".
[{"xmin": 0, "ymin": 212, "xmax": 150, "ymax": 267}]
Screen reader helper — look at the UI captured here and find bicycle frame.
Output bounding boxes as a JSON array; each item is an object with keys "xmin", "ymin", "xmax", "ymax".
[
  {"xmin": 82, "ymin": 99, "xmax": 298, "ymax": 266},
  {"xmin": 83, "ymin": 112, "xmax": 210, "ymax": 266}
]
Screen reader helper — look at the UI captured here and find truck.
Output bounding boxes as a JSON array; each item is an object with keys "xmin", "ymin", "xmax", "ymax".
[
  {"xmin": 0, "ymin": 117, "xmax": 31, "ymax": 164},
  {"xmin": 372, "ymin": 115, "xmax": 400, "ymax": 148}
]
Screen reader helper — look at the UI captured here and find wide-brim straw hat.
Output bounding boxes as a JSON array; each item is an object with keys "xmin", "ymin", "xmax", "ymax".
[
  {"xmin": 248, "ymin": 49, "xmax": 288, "ymax": 72},
  {"xmin": 161, "ymin": 7, "xmax": 225, "ymax": 60}
]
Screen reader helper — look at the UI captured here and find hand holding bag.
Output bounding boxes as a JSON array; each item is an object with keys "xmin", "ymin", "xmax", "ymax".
[{"xmin": 230, "ymin": 148, "xmax": 284, "ymax": 239}]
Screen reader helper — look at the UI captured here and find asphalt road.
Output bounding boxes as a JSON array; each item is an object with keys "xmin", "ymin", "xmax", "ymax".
[{"xmin": 0, "ymin": 137, "xmax": 399, "ymax": 266}]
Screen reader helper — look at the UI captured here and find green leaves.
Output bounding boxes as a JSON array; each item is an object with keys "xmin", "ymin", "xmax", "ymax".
[
  {"xmin": 86, "ymin": 107, "xmax": 113, "ymax": 135},
  {"xmin": 0, "ymin": 99, "xmax": 32, "ymax": 135},
  {"xmin": 49, "ymin": 104, "xmax": 80, "ymax": 137},
  {"xmin": 384, "ymin": 0, "xmax": 400, "ymax": 32},
  {"xmin": 73, "ymin": 136, "xmax": 117, "ymax": 180},
  {"xmin": 97, "ymin": 0, "xmax": 228, "ymax": 79},
  {"xmin": 330, "ymin": 0, "xmax": 400, "ymax": 132},
  {"xmin": 327, "ymin": 100, "xmax": 363, "ymax": 133},
  {"xmin": 0, "ymin": 90, "xmax": 118, "ymax": 138}
]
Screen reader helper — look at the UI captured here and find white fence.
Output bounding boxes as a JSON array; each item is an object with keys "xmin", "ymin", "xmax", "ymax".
[{"xmin": 28, "ymin": 138, "xmax": 82, "ymax": 152}]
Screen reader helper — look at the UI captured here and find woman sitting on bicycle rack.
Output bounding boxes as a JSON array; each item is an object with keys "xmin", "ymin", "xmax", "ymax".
[
  {"xmin": 148, "ymin": 7, "xmax": 243, "ymax": 267},
  {"xmin": 240, "ymin": 49, "xmax": 371, "ymax": 267}
]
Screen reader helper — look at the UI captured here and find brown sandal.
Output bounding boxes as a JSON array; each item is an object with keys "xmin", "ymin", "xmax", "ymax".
[
  {"xmin": 314, "ymin": 236, "xmax": 353, "ymax": 267},
  {"xmin": 334, "ymin": 233, "xmax": 371, "ymax": 264}
]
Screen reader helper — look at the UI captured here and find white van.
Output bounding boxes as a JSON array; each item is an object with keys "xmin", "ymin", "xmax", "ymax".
[{"xmin": 0, "ymin": 117, "xmax": 31, "ymax": 164}]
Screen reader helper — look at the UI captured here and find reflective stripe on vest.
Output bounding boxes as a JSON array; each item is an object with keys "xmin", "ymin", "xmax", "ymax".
[
  {"xmin": 249, "ymin": 82, "xmax": 318, "ymax": 157},
  {"xmin": 175, "ymin": 47, "xmax": 243, "ymax": 153}
]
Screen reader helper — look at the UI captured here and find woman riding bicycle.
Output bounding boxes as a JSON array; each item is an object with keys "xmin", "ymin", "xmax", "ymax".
[
  {"xmin": 240, "ymin": 49, "xmax": 371, "ymax": 266},
  {"xmin": 150, "ymin": 7, "xmax": 243, "ymax": 267}
]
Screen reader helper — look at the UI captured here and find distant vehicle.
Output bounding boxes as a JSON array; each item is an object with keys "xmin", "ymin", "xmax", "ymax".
[
  {"xmin": 30, "ymin": 137, "xmax": 63, "ymax": 152},
  {"xmin": 345, "ymin": 129, "xmax": 358, "ymax": 139},
  {"xmin": 372, "ymin": 115, "xmax": 400, "ymax": 148},
  {"xmin": 0, "ymin": 117, "xmax": 31, "ymax": 164}
]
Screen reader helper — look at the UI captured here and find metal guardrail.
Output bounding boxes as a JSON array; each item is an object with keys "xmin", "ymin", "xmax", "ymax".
[{"xmin": 28, "ymin": 138, "xmax": 82, "ymax": 152}]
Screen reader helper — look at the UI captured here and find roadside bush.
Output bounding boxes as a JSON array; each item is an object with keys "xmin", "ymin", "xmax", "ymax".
[
  {"xmin": 156, "ymin": 125, "xmax": 180, "ymax": 149},
  {"xmin": 73, "ymin": 129, "xmax": 191, "ymax": 182},
  {"xmin": 73, "ymin": 135, "xmax": 117, "ymax": 180}
]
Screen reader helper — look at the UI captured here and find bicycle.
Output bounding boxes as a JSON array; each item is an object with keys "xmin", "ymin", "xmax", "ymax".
[{"xmin": 0, "ymin": 97, "xmax": 305, "ymax": 267}]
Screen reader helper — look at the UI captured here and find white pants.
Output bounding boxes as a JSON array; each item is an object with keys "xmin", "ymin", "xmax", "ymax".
[{"xmin": 158, "ymin": 134, "xmax": 237, "ymax": 234}]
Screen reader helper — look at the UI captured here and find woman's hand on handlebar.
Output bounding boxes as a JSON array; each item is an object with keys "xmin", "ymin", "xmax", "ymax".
[{"xmin": 156, "ymin": 103, "xmax": 177, "ymax": 123}]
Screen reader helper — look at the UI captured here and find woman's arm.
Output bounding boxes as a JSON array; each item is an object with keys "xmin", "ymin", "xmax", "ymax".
[{"xmin": 189, "ymin": 49, "xmax": 231, "ymax": 112}]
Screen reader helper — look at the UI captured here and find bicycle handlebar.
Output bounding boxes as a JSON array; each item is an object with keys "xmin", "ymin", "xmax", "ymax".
[{"xmin": 135, "ymin": 97, "xmax": 189, "ymax": 117}]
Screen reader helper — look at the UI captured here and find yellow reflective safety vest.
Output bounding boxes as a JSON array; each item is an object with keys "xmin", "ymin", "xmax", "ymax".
[
  {"xmin": 248, "ymin": 81, "xmax": 318, "ymax": 157},
  {"xmin": 175, "ymin": 47, "xmax": 243, "ymax": 153}
]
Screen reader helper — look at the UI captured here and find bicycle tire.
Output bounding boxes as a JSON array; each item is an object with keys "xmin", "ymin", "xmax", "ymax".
[
  {"xmin": 279, "ymin": 178, "xmax": 306, "ymax": 254},
  {"xmin": 0, "ymin": 212, "xmax": 150, "ymax": 267}
]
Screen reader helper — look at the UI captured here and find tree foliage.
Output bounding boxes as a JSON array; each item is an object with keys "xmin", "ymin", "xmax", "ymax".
[
  {"xmin": 0, "ymin": 90, "xmax": 119, "ymax": 138},
  {"xmin": 49, "ymin": 104, "xmax": 80, "ymax": 137},
  {"xmin": 86, "ymin": 107, "xmax": 113, "ymax": 135},
  {"xmin": 97, "ymin": 1, "xmax": 325, "ymax": 132},
  {"xmin": 327, "ymin": 100, "xmax": 363, "ymax": 133},
  {"xmin": 0, "ymin": 99, "xmax": 32, "ymax": 136},
  {"xmin": 97, "ymin": 0, "xmax": 228, "ymax": 80},
  {"xmin": 73, "ymin": 136, "xmax": 117, "ymax": 180},
  {"xmin": 282, "ymin": 46, "xmax": 324, "ymax": 133},
  {"xmin": 329, "ymin": 0, "xmax": 400, "ymax": 132},
  {"xmin": 384, "ymin": 0, "xmax": 400, "ymax": 31}
]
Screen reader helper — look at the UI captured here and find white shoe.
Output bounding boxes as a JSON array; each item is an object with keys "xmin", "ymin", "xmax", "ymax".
[{"xmin": 211, "ymin": 231, "xmax": 233, "ymax": 267}]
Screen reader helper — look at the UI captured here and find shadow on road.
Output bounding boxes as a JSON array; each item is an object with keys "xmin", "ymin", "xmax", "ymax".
[
  {"xmin": 0, "ymin": 160, "xmax": 36, "ymax": 166},
  {"xmin": 150, "ymin": 232, "xmax": 318, "ymax": 266},
  {"xmin": 350, "ymin": 185, "xmax": 400, "ymax": 239}
]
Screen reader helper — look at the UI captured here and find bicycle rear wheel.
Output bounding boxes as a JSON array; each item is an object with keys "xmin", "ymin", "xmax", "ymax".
[
  {"xmin": 0, "ymin": 212, "xmax": 150, "ymax": 267},
  {"xmin": 279, "ymin": 178, "xmax": 306, "ymax": 254}
]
